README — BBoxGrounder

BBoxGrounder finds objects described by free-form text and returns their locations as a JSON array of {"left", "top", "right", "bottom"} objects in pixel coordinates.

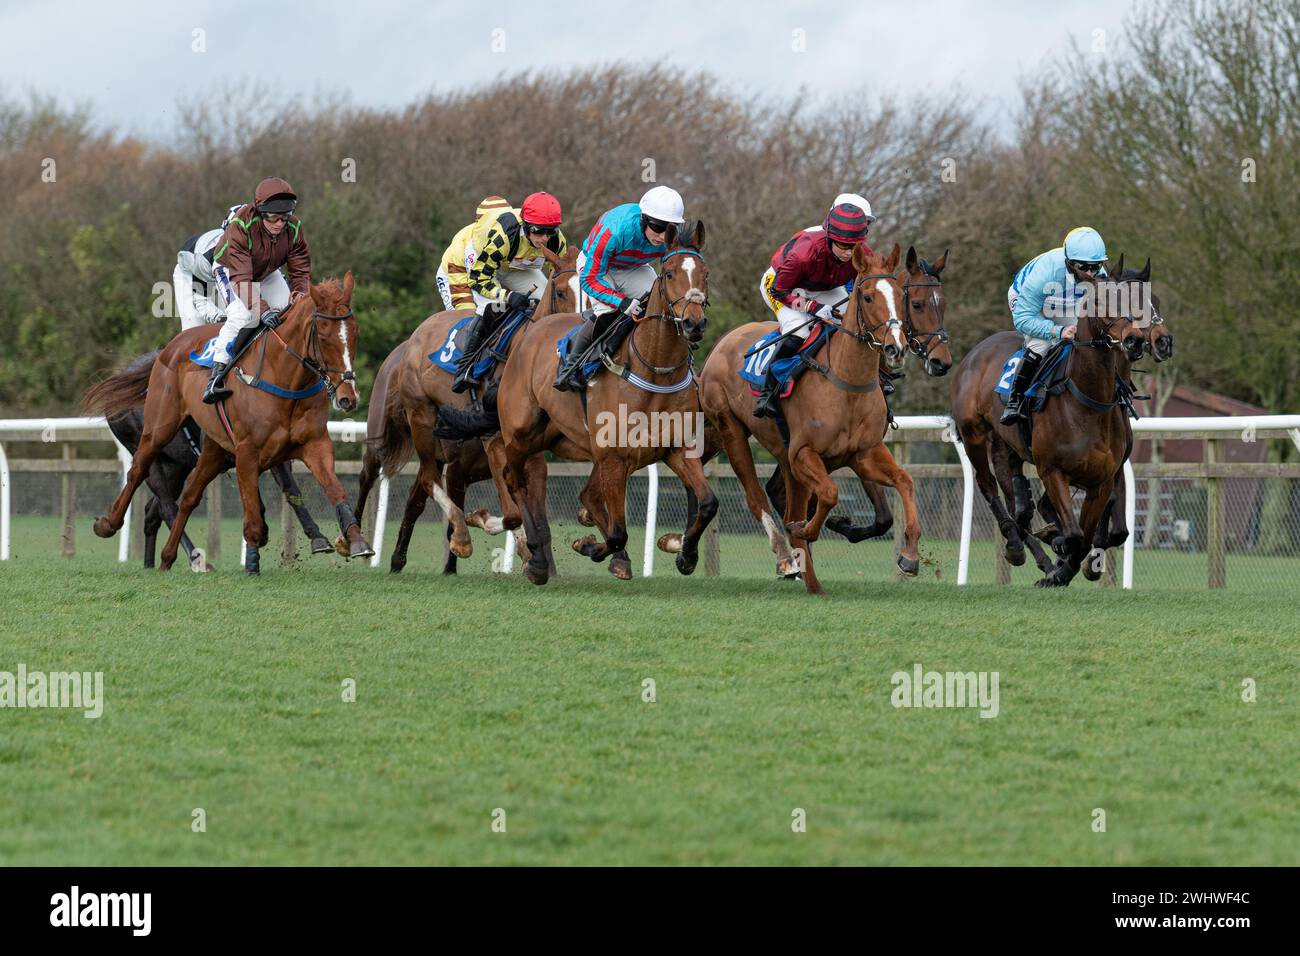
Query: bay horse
[
  {"left": 353, "top": 245, "right": 579, "bottom": 574},
  {"left": 697, "top": 242, "right": 920, "bottom": 596},
  {"left": 86, "top": 350, "right": 333, "bottom": 570},
  {"left": 441, "top": 221, "right": 716, "bottom": 585},
  {"left": 949, "top": 257, "right": 1149, "bottom": 587},
  {"left": 90, "top": 274, "right": 372, "bottom": 573},
  {"left": 757, "top": 246, "right": 952, "bottom": 544}
]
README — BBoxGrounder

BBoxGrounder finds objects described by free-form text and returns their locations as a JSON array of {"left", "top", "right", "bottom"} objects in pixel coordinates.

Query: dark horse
[
  {"left": 949, "top": 256, "right": 1149, "bottom": 587},
  {"left": 97, "top": 351, "right": 334, "bottom": 570}
]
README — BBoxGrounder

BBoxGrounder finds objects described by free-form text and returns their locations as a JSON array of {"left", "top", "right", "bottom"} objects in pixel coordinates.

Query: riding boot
[
  {"left": 878, "top": 367, "right": 903, "bottom": 395},
  {"left": 752, "top": 336, "right": 805, "bottom": 419},
  {"left": 451, "top": 314, "right": 494, "bottom": 393},
  {"left": 999, "top": 350, "right": 1044, "bottom": 425},
  {"left": 202, "top": 361, "right": 233, "bottom": 405},
  {"left": 553, "top": 319, "right": 596, "bottom": 392}
]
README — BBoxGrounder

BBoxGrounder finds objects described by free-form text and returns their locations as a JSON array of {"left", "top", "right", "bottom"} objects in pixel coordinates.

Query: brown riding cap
[{"left": 254, "top": 177, "right": 298, "bottom": 214}]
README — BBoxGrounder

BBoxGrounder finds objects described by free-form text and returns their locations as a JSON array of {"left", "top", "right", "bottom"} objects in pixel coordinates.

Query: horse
[
  {"left": 353, "top": 245, "right": 579, "bottom": 574},
  {"left": 439, "top": 221, "right": 716, "bottom": 585},
  {"left": 949, "top": 256, "right": 1150, "bottom": 587},
  {"left": 88, "top": 274, "right": 372, "bottom": 574},
  {"left": 697, "top": 242, "right": 920, "bottom": 596},
  {"left": 757, "top": 246, "right": 952, "bottom": 544},
  {"left": 88, "top": 350, "right": 334, "bottom": 570}
]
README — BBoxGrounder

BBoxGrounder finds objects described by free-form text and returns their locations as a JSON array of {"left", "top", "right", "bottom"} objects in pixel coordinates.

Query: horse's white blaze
[
  {"left": 338, "top": 320, "right": 354, "bottom": 373},
  {"left": 567, "top": 275, "right": 580, "bottom": 304},
  {"left": 875, "top": 278, "right": 904, "bottom": 350},
  {"left": 680, "top": 255, "right": 706, "bottom": 304}
]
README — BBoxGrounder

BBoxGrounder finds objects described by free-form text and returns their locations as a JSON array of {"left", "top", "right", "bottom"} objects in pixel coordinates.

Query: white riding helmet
[
  {"left": 639, "top": 185, "right": 685, "bottom": 224},
  {"left": 834, "top": 192, "right": 876, "bottom": 224}
]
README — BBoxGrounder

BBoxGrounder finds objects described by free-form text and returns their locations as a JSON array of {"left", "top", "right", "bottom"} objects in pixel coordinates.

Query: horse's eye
[{"left": 664, "top": 271, "right": 673, "bottom": 279}]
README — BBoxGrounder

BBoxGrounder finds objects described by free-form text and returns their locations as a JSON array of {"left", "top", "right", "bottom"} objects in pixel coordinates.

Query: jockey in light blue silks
[{"left": 1000, "top": 226, "right": 1109, "bottom": 424}]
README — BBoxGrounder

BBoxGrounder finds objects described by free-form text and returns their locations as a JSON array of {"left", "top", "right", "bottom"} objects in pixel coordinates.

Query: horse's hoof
[
  {"left": 1005, "top": 544, "right": 1026, "bottom": 567},
  {"left": 188, "top": 550, "right": 211, "bottom": 573},
  {"left": 776, "top": 557, "right": 800, "bottom": 579},
  {"left": 675, "top": 552, "right": 697, "bottom": 576},
  {"left": 390, "top": 561, "right": 405, "bottom": 575},
  {"left": 785, "top": 519, "right": 807, "bottom": 536},
  {"left": 349, "top": 540, "right": 375, "bottom": 560},
  {"left": 334, "top": 535, "right": 349, "bottom": 557},
  {"left": 310, "top": 537, "right": 333, "bottom": 555},
  {"left": 466, "top": 508, "right": 490, "bottom": 530},
  {"left": 525, "top": 563, "right": 549, "bottom": 586},
  {"left": 577, "top": 506, "right": 596, "bottom": 528},
  {"left": 657, "top": 533, "right": 683, "bottom": 554},
  {"left": 896, "top": 554, "right": 920, "bottom": 577},
  {"left": 610, "top": 557, "right": 633, "bottom": 580},
  {"left": 449, "top": 537, "right": 472, "bottom": 559},
  {"left": 572, "top": 534, "right": 598, "bottom": 555},
  {"left": 92, "top": 516, "right": 116, "bottom": 538},
  {"left": 1082, "top": 547, "right": 1105, "bottom": 581}
]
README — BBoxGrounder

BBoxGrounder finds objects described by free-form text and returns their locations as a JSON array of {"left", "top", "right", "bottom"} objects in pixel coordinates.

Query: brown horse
[
  {"left": 758, "top": 246, "right": 953, "bottom": 543},
  {"left": 447, "top": 221, "right": 716, "bottom": 585},
  {"left": 698, "top": 243, "right": 920, "bottom": 596},
  {"left": 354, "top": 246, "right": 579, "bottom": 574},
  {"left": 89, "top": 275, "right": 372, "bottom": 574},
  {"left": 949, "top": 257, "right": 1150, "bottom": 587}
]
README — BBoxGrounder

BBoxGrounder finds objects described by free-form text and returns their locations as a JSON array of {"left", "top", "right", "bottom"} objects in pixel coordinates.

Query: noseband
[
  {"left": 900, "top": 274, "right": 949, "bottom": 360},
  {"left": 836, "top": 271, "right": 903, "bottom": 351}
]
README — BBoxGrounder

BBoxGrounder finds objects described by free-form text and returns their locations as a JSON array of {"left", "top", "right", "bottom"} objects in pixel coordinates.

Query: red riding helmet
[
  {"left": 823, "top": 202, "right": 870, "bottom": 246},
  {"left": 521, "top": 191, "right": 563, "bottom": 228}
]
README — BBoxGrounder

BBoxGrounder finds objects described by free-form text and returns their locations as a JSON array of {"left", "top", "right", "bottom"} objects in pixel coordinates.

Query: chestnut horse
[
  {"left": 90, "top": 274, "right": 372, "bottom": 574},
  {"left": 354, "top": 246, "right": 579, "bottom": 573},
  {"left": 441, "top": 221, "right": 716, "bottom": 584},
  {"left": 698, "top": 243, "right": 920, "bottom": 596},
  {"left": 758, "top": 246, "right": 952, "bottom": 544},
  {"left": 949, "top": 257, "right": 1151, "bottom": 587}
]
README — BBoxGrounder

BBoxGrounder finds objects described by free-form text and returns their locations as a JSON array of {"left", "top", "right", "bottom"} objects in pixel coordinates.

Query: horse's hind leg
[
  {"left": 95, "top": 401, "right": 184, "bottom": 538},
  {"left": 270, "top": 460, "right": 331, "bottom": 554},
  {"left": 143, "top": 496, "right": 162, "bottom": 569},
  {"left": 159, "top": 441, "right": 227, "bottom": 571},
  {"left": 712, "top": 409, "right": 798, "bottom": 575},
  {"left": 441, "top": 459, "right": 467, "bottom": 575},
  {"left": 390, "top": 470, "right": 430, "bottom": 574},
  {"left": 784, "top": 477, "right": 823, "bottom": 595},
  {"left": 573, "top": 456, "right": 632, "bottom": 579}
]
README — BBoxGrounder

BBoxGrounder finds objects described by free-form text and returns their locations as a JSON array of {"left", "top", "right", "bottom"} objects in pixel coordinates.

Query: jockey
[
  {"left": 1000, "top": 226, "right": 1108, "bottom": 425},
  {"left": 751, "top": 199, "right": 874, "bottom": 418},
  {"left": 436, "top": 195, "right": 513, "bottom": 312},
  {"left": 171, "top": 203, "right": 254, "bottom": 330},
  {"left": 451, "top": 192, "right": 567, "bottom": 393},
  {"left": 202, "top": 177, "right": 311, "bottom": 404},
  {"left": 553, "top": 184, "right": 685, "bottom": 391}
]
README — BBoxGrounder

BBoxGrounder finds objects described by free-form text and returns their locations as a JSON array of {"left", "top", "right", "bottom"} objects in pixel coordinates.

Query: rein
[
  {"left": 246, "top": 306, "right": 357, "bottom": 401},
  {"left": 900, "top": 274, "right": 949, "bottom": 360},
  {"left": 611, "top": 248, "right": 707, "bottom": 386}
]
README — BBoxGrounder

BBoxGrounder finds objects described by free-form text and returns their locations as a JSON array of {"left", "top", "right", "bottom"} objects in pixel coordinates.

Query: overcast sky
[{"left": 2, "top": 0, "right": 1138, "bottom": 140}]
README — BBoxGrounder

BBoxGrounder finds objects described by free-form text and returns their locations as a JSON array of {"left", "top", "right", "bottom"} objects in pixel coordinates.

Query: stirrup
[
  {"left": 999, "top": 398, "right": 1025, "bottom": 425},
  {"left": 203, "top": 362, "right": 232, "bottom": 404}
]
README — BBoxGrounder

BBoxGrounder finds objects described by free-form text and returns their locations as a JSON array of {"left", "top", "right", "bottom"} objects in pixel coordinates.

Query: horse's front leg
[
  {"left": 850, "top": 442, "right": 921, "bottom": 576},
  {"left": 785, "top": 445, "right": 838, "bottom": 543},
  {"left": 298, "top": 436, "right": 374, "bottom": 561},
  {"left": 270, "top": 460, "right": 332, "bottom": 555},
  {"left": 1035, "top": 466, "right": 1089, "bottom": 588},
  {"left": 659, "top": 448, "right": 717, "bottom": 575}
]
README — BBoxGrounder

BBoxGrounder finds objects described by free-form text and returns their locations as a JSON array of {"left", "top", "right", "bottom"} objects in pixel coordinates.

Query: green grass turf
[{"left": 1, "top": 516, "right": 1298, "bottom": 865}]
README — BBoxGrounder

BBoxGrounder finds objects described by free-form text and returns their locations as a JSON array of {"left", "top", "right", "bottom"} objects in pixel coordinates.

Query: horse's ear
[
  {"left": 930, "top": 249, "right": 948, "bottom": 276},
  {"left": 309, "top": 281, "right": 325, "bottom": 306},
  {"left": 884, "top": 242, "right": 902, "bottom": 273},
  {"left": 905, "top": 245, "right": 919, "bottom": 274},
  {"left": 692, "top": 219, "right": 706, "bottom": 251},
  {"left": 343, "top": 270, "right": 355, "bottom": 301},
  {"left": 1113, "top": 253, "right": 1125, "bottom": 278},
  {"left": 539, "top": 244, "right": 562, "bottom": 271},
  {"left": 1138, "top": 258, "right": 1151, "bottom": 282},
  {"left": 852, "top": 241, "right": 871, "bottom": 273}
]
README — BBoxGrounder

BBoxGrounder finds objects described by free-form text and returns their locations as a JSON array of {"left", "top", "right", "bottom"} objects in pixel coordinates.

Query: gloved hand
[
  {"left": 807, "top": 302, "right": 837, "bottom": 321},
  {"left": 619, "top": 297, "right": 644, "bottom": 319},
  {"left": 506, "top": 291, "right": 533, "bottom": 313},
  {"left": 261, "top": 307, "right": 284, "bottom": 328},
  {"left": 289, "top": 290, "right": 308, "bottom": 305}
]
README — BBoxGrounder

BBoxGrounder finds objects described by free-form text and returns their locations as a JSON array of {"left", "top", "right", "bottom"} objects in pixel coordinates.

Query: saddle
[{"left": 188, "top": 318, "right": 272, "bottom": 369}]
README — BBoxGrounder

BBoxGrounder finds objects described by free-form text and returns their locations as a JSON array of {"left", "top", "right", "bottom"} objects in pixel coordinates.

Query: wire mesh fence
[{"left": 4, "top": 434, "right": 1298, "bottom": 591}]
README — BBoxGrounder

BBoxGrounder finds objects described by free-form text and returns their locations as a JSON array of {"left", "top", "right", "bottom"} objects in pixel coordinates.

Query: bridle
[
  {"left": 266, "top": 304, "right": 358, "bottom": 400},
  {"left": 625, "top": 248, "right": 708, "bottom": 377},
  {"left": 900, "top": 272, "right": 949, "bottom": 361},
  {"left": 835, "top": 271, "right": 904, "bottom": 350},
  {"left": 545, "top": 265, "right": 577, "bottom": 316}
]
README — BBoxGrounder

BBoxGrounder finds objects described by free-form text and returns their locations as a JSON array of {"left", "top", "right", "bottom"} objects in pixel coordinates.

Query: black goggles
[
  {"left": 1068, "top": 259, "right": 1104, "bottom": 274},
  {"left": 525, "top": 224, "right": 558, "bottom": 237},
  {"left": 643, "top": 216, "right": 671, "bottom": 234}
]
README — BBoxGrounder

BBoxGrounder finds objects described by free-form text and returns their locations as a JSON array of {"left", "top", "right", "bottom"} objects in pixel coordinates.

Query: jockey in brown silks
[{"left": 201, "top": 177, "right": 312, "bottom": 404}]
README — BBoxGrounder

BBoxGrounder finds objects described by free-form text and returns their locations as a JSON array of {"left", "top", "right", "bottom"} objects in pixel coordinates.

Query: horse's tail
[
  {"left": 432, "top": 399, "right": 500, "bottom": 441},
  {"left": 81, "top": 351, "right": 159, "bottom": 419}
]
